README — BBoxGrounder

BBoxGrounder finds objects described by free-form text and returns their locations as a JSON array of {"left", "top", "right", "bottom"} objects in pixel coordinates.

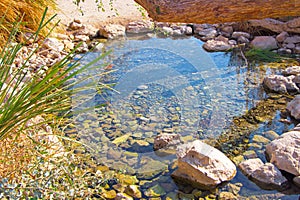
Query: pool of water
[{"left": 70, "top": 35, "right": 299, "bottom": 199}]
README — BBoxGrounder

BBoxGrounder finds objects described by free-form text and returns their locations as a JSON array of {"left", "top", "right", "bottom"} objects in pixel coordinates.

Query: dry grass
[{"left": 0, "top": 0, "right": 56, "bottom": 46}]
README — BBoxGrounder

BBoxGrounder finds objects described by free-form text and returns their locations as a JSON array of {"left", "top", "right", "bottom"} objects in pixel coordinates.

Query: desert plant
[
  {"left": 0, "top": 8, "right": 110, "bottom": 198},
  {"left": 0, "top": 0, "right": 56, "bottom": 48}
]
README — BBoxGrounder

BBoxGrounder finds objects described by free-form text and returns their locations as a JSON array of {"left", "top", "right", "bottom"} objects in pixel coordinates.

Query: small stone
[
  {"left": 218, "top": 192, "right": 237, "bottom": 200},
  {"left": 277, "top": 48, "right": 292, "bottom": 54},
  {"left": 124, "top": 185, "right": 142, "bottom": 198},
  {"left": 102, "top": 189, "right": 117, "bottom": 199},
  {"left": 243, "top": 150, "right": 257, "bottom": 159},
  {"left": 178, "top": 193, "right": 195, "bottom": 199},
  {"left": 293, "top": 176, "right": 300, "bottom": 188},
  {"left": 287, "top": 95, "right": 300, "bottom": 120},
  {"left": 166, "top": 192, "right": 179, "bottom": 200},
  {"left": 98, "top": 24, "right": 126, "bottom": 39},
  {"left": 252, "top": 135, "right": 270, "bottom": 144},
  {"left": 153, "top": 133, "right": 182, "bottom": 150},
  {"left": 276, "top": 31, "right": 289, "bottom": 43},
  {"left": 232, "top": 31, "right": 250, "bottom": 39},
  {"left": 112, "top": 134, "right": 131, "bottom": 145},
  {"left": 237, "top": 36, "right": 249, "bottom": 43},
  {"left": 137, "top": 84, "right": 148, "bottom": 90},
  {"left": 203, "top": 39, "right": 232, "bottom": 52},
  {"left": 282, "top": 66, "right": 300, "bottom": 76},
  {"left": 144, "top": 184, "right": 166, "bottom": 197},
  {"left": 115, "top": 192, "right": 134, "bottom": 200},
  {"left": 107, "top": 149, "right": 122, "bottom": 159},
  {"left": 262, "top": 130, "right": 279, "bottom": 140},
  {"left": 69, "top": 21, "right": 83, "bottom": 30},
  {"left": 232, "top": 155, "right": 244, "bottom": 165}
]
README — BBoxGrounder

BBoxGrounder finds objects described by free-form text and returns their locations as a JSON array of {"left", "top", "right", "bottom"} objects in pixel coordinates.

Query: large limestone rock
[
  {"left": 250, "top": 36, "right": 278, "bottom": 50},
  {"left": 287, "top": 95, "right": 300, "bottom": 120},
  {"left": 98, "top": 24, "right": 126, "bottom": 39},
  {"left": 172, "top": 140, "right": 236, "bottom": 189},
  {"left": 263, "top": 75, "right": 299, "bottom": 93},
  {"left": 239, "top": 158, "right": 289, "bottom": 190},
  {"left": 266, "top": 131, "right": 300, "bottom": 176}
]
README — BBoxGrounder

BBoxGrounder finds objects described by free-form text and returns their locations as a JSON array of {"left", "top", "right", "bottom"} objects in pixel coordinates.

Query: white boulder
[
  {"left": 172, "top": 140, "right": 236, "bottom": 189},
  {"left": 266, "top": 131, "right": 300, "bottom": 176}
]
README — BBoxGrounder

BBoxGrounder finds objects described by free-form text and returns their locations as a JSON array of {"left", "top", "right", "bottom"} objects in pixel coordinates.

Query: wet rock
[
  {"left": 284, "top": 36, "right": 300, "bottom": 44},
  {"left": 263, "top": 75, "right": 299, "bottom": 93},
  {"left": 266, "top": 131, "right": 300, "bottom": 176},
  {"left": 115, "top": 192, "right": 134, "bottom": 200},
  {"left": 251, "top": 36, "right": 278, "bottom": 50},
  {"left": 112, "top": 134, "right": 131, "bottom": 145},
  {"left": 277, "top": 48, "right": 292, "bottom": 54},
  {"left": 137, "top": 157, "right": 168, "bottom": 179},
  {"left": 232, "top": 31, "right": 250, "bottom": 39},
  {"left": 172, "top": 140, "right": 236, "bottom": 189},
  {"left": 239, "top": 158, "right": 289, "bottom": 190},
  {"left": 282, "top": 66, "right": 300, "bottom": 76},
  {"left": 294, "top": 46, "right": 300, "bottom": 54},
  {"left": 262, "top": 130, "right": 279, "bottom": 140},
  {"left": 144, "top": 184, "right": 166, "bottom": 197},
  {"left": 98, "top": 24, "right": 126, "bottom": 39},
  {"left": 276, "top": 31, "right": 289, "bottom": 43},
  {"left": 293, "top": 176, "right": 300, "bottom": 188},
  {"left": 198, "top": 27, "right": 218, "bottom": 40},
  {"left": 237, "top": 36, "right": 249, "bottom": 44},
  {"left": 218, "top": 192, "right": 238, "bottom": 200},
  {"left": 43, "top": 38, "right": 64, "bottom": 52},
  {"left": 126, "top": 20, "right": 154, "bottom": 34},
  {"left": 203, "top": 39, "right": 232, "bottom": 52},
  {"left": 124, "top": 185, "right": 142, "bottom": 198},
  {"left": 102, "top": 189, "right": 117, "bottom": 199},
  {"left": 252, "top": 135, "right": 270, "bottom": 144},
  {"left": 239, "top": 158, "right": 264, "bottom": 176},
  {"left": 220, "top": 25, "right": 233, "bottom": 38},
  {"left": 243, "top": 150, "right": 257, "bottom": 159},
  {"left": 153, "top": 133, "right": 182, "bottom": 150},
  {"left": 287, "top": 95, "right": 300, "bottom": 120}
]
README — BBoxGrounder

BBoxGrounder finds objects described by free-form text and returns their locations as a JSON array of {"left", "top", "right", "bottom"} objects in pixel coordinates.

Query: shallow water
[{"left": 71, "top": 35, "right": 300, "bottom": 199}]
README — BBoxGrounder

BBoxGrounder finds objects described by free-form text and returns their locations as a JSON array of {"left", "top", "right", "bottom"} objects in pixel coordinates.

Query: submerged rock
[
  {"left": 172, "top": 140, "right": 236, "bottom": 189},
  {"left": 263, "top": 75, "right": 299, "bottom": 93},
  {"left": 266, "top": 131, "right": 300, "bottom": 176},
  {"left": 153, "top": 133, "right": 182, "bottom": 150},
  {"left": 287, "top": 95, "right": 300, "bottom": 120},
  {"left": 239, "top": 158, "right": 289, "bottom": 190},
  {"left": 251, "top": 36, "right": 278, "bottom": 50},
  {"left": 144, "top": 184, "right": 166, "bottom": 197}
]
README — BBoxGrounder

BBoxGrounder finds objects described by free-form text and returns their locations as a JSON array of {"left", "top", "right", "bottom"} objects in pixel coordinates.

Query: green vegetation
[
  {"left": 0, "top": 6, "right": 112, "bottom": 198},
  {"left": 245, "top": 48, "right": 284, "bottom": 62}
]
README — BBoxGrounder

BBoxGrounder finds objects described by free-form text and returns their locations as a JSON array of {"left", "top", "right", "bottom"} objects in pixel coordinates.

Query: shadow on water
[{"left": 71, "top": 35, "right": 300, "bottom": 199}]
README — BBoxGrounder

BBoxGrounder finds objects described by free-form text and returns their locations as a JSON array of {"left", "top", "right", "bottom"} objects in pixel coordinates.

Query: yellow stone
[{"left": 112, "top": 134, "right": 131, "bottom": 145}]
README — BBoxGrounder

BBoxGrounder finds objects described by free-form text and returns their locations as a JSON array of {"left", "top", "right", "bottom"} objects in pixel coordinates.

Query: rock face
[
  {"left": 172, "top": 140, "right": 236, "bottom": 189},
  {"left": 263, "top": 75, "right": 299, "bottom": 93},
  {"left": 98, "top": 24, "right": 126, "bottom": 39},
  {"left": 266, "top": 131, "right": 300, "bottom": 176},
  {"left": 239, "top": 158, "right": 289, "bottom": 190},
  {"left": 250, "top": 36, "right": 278, "bottom": 50},
  {"left": 153, "top": 133, "right": 182, "bottom": 150},
  {"left": 287, "top": 95, "right": 300, "bottom": 120}
]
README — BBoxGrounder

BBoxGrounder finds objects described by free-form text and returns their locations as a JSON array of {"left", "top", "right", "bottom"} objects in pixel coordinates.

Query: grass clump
[
  {"left": 245, "top": 48, "right": 284, "bottom": 62},
  {"left": 0, "top": 8, "right": 111, "bottom": 198}
]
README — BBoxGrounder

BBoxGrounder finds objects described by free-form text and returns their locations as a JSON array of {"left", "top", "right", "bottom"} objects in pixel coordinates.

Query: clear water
[{"left": 70, "top": 35, "right": 300, "bottom": 199}]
